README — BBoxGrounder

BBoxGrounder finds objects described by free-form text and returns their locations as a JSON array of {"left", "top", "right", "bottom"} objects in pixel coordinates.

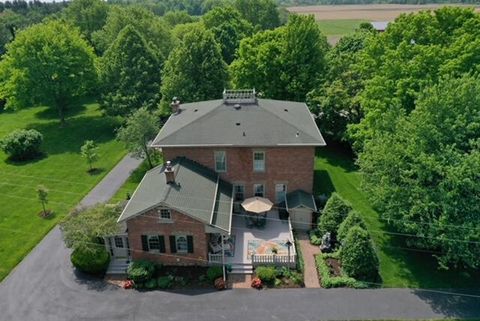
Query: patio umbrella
[{"left": 241, "top": 197, "right": 273, "bottom": 213}]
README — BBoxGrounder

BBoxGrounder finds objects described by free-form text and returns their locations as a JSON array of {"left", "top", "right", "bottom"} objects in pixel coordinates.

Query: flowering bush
[
  {"left": 251, "top": 277, "right": 262, "bottom": 289},
  {"left": 214, "top": 277, "right": 226, "bottom": 290},
  {"left": 123, "top": 280, "right": 134, "bottom": 289}
]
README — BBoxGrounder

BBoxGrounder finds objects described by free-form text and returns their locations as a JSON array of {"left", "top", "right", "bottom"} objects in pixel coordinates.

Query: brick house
[{"left": 106, "top": 90, "right": 325, "bottom": 273}]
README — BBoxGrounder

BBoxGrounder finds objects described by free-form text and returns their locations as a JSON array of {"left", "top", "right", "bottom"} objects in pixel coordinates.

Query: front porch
[{"left": 208, "top": 210, "right": 296, "bottom": 272}]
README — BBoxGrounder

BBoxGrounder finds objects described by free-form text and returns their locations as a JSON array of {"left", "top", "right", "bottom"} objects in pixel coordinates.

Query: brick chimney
[
  {"left": 171, "top": 97, "right": 181, "bottom": 114},
  {"left": 164, "top": 161, "right": 175, "bottom": 184}
]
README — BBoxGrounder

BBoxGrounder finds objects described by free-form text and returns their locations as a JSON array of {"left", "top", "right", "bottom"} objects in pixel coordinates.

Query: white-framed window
[
  {"left": 253, "top": 151, "right": 265, "bottom": 172},
  {"left": 158, "top": 208, "right": 171, "bottom": 220},
  {"left": 176, "top": 235, "right": 188, "bottom": 253},
  {"left": 148, "top": 235, "right": 160, "bottom": 250},
  {"left": 214, "top": 151, "right": 226, "bottom": 172},
  {"left": 233, "top": 184, "right": 245, "bottom": 202},
  {"left": 114, "top": 236, "right": 124, "bottom": 248},
  {"left": 254, "top": 184, "right": 264, "bottom": 197}
]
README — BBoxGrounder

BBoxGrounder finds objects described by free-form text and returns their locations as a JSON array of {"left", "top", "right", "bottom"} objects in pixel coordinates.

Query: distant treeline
[
  {"left": 278, "top": 0, "right": 480, "bottom": 4},
  {"left": 0, "top": 0, "right": 68, "bottom": 14}
]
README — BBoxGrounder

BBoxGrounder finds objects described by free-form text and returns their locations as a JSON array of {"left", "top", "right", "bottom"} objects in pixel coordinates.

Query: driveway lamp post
[{"left": 286, "top": 240, "right": 293, "bottom": 271}]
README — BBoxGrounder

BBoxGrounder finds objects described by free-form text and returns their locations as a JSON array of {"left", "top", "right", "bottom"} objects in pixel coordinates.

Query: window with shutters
[
  {"left": 142, "top": 235, "right": 165, "bottom": 253},
  {"left": 176, "top": 235, "right": 188, "bottom": 253},
  {"left": 148, "top": 236, "right": 160, "bottom": 250}
]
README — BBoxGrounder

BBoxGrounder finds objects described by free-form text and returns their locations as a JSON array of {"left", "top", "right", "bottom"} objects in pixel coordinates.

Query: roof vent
[
  {"left": 284, "top": 109, "right": 289, "bottom": 112},
  {"left": 223, "top": 89, "right": 257, "bottom": 104},
  {"left": 194, "top": 109, "right": 198, "bottom": 112},
  {"left": 234, "top": 104, "right": 241, "bottom": 110},
  {"left": 164, "top": 161, "right": 175, "bottom": 184},
  {"left": 236, "top": 122, "right": 241, "bottom": 126}
]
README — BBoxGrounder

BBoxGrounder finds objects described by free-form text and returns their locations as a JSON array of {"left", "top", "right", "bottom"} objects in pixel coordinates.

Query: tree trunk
[
  {"left": 144, "top": 144, "right": 153, "bottom": 169},
  {"left": 41, "top": 201, "right": 46, "bottom": 216}
]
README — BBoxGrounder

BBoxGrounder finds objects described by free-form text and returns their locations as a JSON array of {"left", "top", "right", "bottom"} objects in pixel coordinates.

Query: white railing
[
  {"left": 251, "top": 254, "right": 296, "bottom": 268},
  {"left": 208, "top": 253, "right": 223, "bottom": 265}
]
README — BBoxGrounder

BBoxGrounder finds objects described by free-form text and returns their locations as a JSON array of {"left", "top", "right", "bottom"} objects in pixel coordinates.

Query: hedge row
[{"left": 315, "top": 252, "right": 367, "bottom": 289}]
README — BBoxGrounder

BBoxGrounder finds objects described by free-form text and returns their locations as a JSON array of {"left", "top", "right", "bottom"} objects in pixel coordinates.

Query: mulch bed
[
  {"left": 155, "top": 266, "right": 212, "bottom": 289},
  {"left": 326, "top": 258, "right": 342, "bottom": 277}
]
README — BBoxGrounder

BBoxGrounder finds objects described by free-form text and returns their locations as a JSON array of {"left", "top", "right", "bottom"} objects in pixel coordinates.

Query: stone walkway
[
  {"left": 228, "top": 274, "right": 252, "bottom": 289},
  {"left": 297, "top": 232, "right": 321, "bottom": 288}
]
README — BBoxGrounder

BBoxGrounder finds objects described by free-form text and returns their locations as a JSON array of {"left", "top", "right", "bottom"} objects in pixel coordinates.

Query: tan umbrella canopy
[{"left": 241, "top": 197, "right": 273, "bottom": 213}]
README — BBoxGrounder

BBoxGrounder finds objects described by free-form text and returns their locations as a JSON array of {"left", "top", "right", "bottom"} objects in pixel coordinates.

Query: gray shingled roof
[
  {"left": 151, "top": 99, "right": 326, "bottom": 147},
  {"left": 117, "top": 157, "right": 233, "bottom": 232},
  {"left": 285, "top": 189, "right": 317, "bottom": 212}
]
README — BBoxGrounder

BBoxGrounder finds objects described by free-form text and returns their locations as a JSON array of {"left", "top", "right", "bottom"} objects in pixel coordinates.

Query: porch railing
[
  {"left": 208, "top": 253, "right": 223, "bottom": 265},
  {"left": 251, "top": 254, "right": 296, "bottom": 268}
]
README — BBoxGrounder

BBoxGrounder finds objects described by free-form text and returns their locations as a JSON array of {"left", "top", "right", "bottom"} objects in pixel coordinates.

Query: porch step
[
  {"left": 106, "top": 260, "right": 129, "bottom": 275},
  {"left": 229, "top": 263, "right": 253, "bottom": 275}
]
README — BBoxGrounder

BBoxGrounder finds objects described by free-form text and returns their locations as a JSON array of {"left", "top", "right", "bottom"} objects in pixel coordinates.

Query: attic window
[{"left": 284, "top": 109, "right": 289, "bottom": 112}]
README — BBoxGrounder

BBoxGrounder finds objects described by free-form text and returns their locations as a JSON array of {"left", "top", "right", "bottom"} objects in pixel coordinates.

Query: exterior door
[
  {"left": 275, "top": 184, "right": 287, "bottom": 204},
  {"left": 233, "top": 184, "right": 245, "bottom": 213},
  {"left": 291, "top": 209, "right": 312, "bottom": 230},
  {"left": 111, "top": 236, "right": 129, "bottom": 259}
]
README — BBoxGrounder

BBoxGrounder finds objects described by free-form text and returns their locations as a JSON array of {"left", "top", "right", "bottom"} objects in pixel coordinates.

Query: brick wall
[
  {"left": 127, "top": 207, "right": 209, "bottom": 266},
  {"left": 162, "top": 146, "right": 315, "bottom": 201}
]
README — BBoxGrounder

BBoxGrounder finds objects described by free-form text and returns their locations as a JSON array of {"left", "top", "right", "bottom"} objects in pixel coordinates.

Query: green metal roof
[
  {"left": 151, "top": 99, "right": 326, "bottom": 147},
  {"left": 117, "top": 157, "right": 233, "bottom": 232},
  {"left": 285, "top": 189, "right": 317, "bottom": 212}
]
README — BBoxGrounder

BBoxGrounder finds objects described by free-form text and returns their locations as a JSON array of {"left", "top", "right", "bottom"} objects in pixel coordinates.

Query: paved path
[
  {"left": 1, "top": 155, "right": 480, "bottom": 320},
  {"left": 298, "top": 232, "right": 321, "bottom": 288}
]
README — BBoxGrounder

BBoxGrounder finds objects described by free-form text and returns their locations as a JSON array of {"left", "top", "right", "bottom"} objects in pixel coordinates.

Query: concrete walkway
[{"left": 297, "top": 232, "right": 321, "bottom": 288}]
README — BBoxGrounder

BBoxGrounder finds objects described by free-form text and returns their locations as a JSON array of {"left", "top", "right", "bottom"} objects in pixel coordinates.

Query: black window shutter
[
  {"left": 187, "top": 235, "right": 194, "bottom": 253},
  {"left": 169, "top": 235, "right": 177, "bottom": 253},
  {"left": 158, "top": 235, "right": 165, "bottom": 253},
  {"left": 141, "top": 235, "right": 149, "bottom": 252}
]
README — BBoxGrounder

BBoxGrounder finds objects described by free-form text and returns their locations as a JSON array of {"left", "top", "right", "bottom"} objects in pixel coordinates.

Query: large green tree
[
  {"left": 159, "top": 27, "right": 228, "bottom": 115},
  {"left": 62, "top": 0, "right": 109, "bottom": 44},
  {"left": 234, "top": 0, "right": 280, "bottom": 31},
  {"left": 202, "top": 6, "right": 253, "bottom": 64},
  {"left": 98, "top": 25, "right": 162, "bottom": 117},
  {"left": 231, "top": 14, "right": 328, "bottom": 101},
  {"left": 358, "top": 75, "right": 480, "bottom": 269},
  {"left": 92, "top": 5, "right": 173, "bottom": 58},
  {"left": 0, "top": 20, "right": 97, "bottom": 125}
]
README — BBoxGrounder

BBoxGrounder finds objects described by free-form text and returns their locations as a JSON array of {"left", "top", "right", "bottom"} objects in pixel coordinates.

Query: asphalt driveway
[{"left": 1, "top": 154, "right": 480, "bottom": 321}]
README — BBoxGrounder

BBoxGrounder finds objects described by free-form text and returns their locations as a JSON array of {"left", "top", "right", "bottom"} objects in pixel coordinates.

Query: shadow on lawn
[
  {"left": 315, "top": 143, "right": 358, "bottom": 173},
  {"left": 33, "top": 97, "right": 90, "bottom": 120},
  {"left": 313, "top": 169, "right": 335, "bottom": 196}
]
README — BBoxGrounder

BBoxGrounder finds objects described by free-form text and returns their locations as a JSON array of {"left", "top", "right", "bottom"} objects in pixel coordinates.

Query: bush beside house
[{"left": 71, "top": 247, "right": 110, "bottom": 274}]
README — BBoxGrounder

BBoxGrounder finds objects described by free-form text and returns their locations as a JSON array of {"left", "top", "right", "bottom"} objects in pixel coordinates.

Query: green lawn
[
  {"left": 317, "top": 19, "right": 367, "bottom": 36},
  {"left": 314, "top": 146, "right": 480, "bottom": 288},
  {"left": 0, "top": 99, "right": 126, "bottom": 281}
]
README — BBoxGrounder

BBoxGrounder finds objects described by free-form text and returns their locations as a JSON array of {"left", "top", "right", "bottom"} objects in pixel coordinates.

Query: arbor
[
  {"left": 62, "top": 0, "right": 109, "bottom": 44},
  {"left": 80, "top": 140, "right": 99, "bottom": 172},
  {"left": 0, "top": 20, "right": 97, "bottom": 125},
  {"left": 159, "top": 28, "right": 228, "bottom": 114},
  {"left": 317, "top": 193, "right": 352, "bottom": 237},
  {"left": 340, "top": 226, "right": 379, "bottom": 281},
  {"left": 98, "top": 25, "right": 162, "bottom": 117},
  {"left": 234, "top": 0, "right": 280, "bottom": 31},
  {"left": 116, "top": 108, "right": 159, "bottom": 169},
  {"left": 231, "top": 14, "right": 328, "bottom": 101},
  {"left": 92, "top": 6, "right": 173, "bottom": 59},
  {"left": 202, "top": 6, "right": 253, "bottom": 64},
  {"left": 358, "top": 75, "right": 480, "bottom": 269}
]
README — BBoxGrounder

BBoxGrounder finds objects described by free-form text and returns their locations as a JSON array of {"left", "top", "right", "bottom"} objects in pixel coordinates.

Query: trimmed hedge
[
  {"left": 315, "top": 252, "right": 366, "bottom": 288},
  {"left": 127, "top": 260, "right": 155, "bottom": 283},
  {"left": 317, "top": 193, "right": 352, "bottom": 237},
  {"left": 255, "top": 266, "right": 276, "bottom": 284},
  {"left": 157, "top": 275, "right": 174, "bottom": 289},
  {"left": 337, "top": 210, "right": 367, "bottom": 243},
  {"left": 206, "top": 266, "right": 223, "bottom": 282},
  {"left": 71, "top": 247, "right": 110, "bottom": 274},
  {"left": 309, "top": 230, "right": 322, "bottom": 246},
  {"left": 340, "top": 226, "right": 379, "bottom": 282},
  {"left": 0, "top": 129, "right": 43, "bottom": 161}
]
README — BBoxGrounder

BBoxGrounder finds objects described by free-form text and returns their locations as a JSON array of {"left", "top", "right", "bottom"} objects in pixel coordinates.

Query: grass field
[
  {"left": 316, "top": 19, "right": 366, "bottom": 36},
  {"left": 0, "top": 100, "right": 126, "bottom": 281},
  {"left": 314, "top": 145, "right": 480, "bottom": 288}
]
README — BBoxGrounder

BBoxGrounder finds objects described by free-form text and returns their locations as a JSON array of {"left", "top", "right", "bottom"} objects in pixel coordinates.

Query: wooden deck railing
[
  {"left": 251, "top": 254, "right": 296, "bottom": 268},
  {"left": 208, "top": 253, "right": 223, "bottom": 265}
]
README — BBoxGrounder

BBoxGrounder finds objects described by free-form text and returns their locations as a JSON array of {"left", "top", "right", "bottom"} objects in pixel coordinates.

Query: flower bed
[{"left": 315, "top": 252, "right": 367, "bottom": 288}]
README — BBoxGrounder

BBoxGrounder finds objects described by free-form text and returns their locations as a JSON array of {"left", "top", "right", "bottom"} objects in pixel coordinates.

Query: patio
[{"left": 220, "top": 210, "right": 296, "bottom": 267}]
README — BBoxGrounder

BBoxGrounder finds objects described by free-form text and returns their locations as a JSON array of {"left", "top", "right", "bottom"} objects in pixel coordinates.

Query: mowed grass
[
  {"left": 317, "top": 19, "right": 367, "bottom": 36},
  {"left": 0, "top": 99, "right": 126, "bottom": 281},
  {"left": 314, "top": 145, "right": 480, "bottom": 288}
]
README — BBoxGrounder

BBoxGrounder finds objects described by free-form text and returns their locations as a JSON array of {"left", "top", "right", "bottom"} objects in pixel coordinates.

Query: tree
[
  {"left": 80, "top": 140, "right": 99, "bottom": 172},
  {"left": 358, "top": 75, "right": 480, "bottom": 269},
  {"left": 202, "top": 6, "right": 253, "bottom": 64},
  {"left": 340, "top": 226, "right": 379, "bottom": 281},
  {"left": 36, "top": 185, "right": 49, "bottom": 217},
  {"left": 234, "top": 0, "right": 280, "bottom": 31},
  {"left": 0, "top": 129, "right": 43, "bottom": 161},
  {"left": 0, "top": 20, "right": 97, "bottom": 125},
  {"left": 231, "top": 14, "right": 329, "bottom": 101},
  {"left": 317, "top": 192, "right": 352, "bottom": 237},
  {"left": 61, "top": 203, "right": 121, "bottom": 252},
  {"left": 162, "top": 10, "right": 196, "bottom": 27},
  {"left": 62, "top": 0, "right": 109, "bottom": 44},
  {"left": 116, "top": 107, "right": 159, "bottom": 169},
  {"left": 159, "top": 28, "right": 228, "bottom": 115},
  {"left": 92, "top": 6, "right": 173, "bottom": 58},
  {"left": 98, "top": 25, "right": 162, "bottom": 117},
  {"left": 337, "top": 210, "right": 367, "bottom": 243}
]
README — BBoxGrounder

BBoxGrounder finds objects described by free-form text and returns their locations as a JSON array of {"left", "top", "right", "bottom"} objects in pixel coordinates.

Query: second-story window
[
  {"left": 253, "top": 151, "right": 265, "bottom": 172},
  {"left": 214, "top": 151, "right": 226, "bottom": 172}
]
